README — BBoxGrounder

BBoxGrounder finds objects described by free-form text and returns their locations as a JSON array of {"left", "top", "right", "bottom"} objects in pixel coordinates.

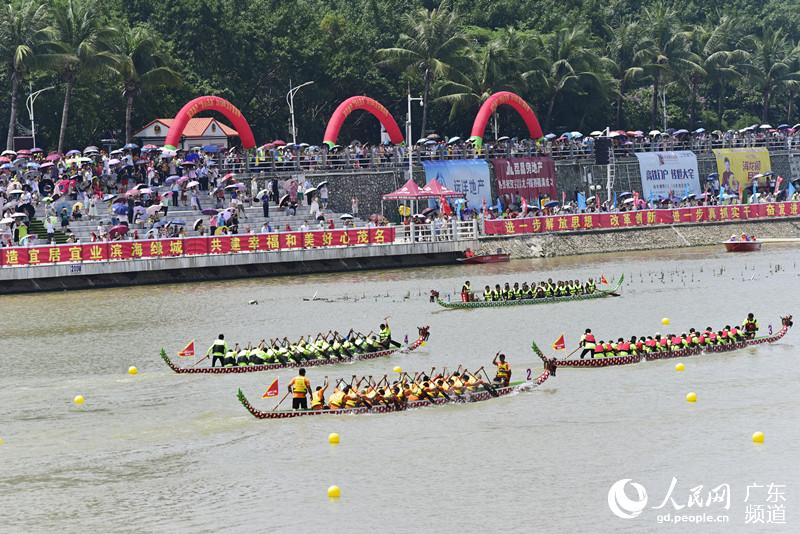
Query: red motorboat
[
  {"left": 724, "top": 240, "right": 761, "bottom": 252},
  {"left": 458, "top": 248, "right": 510, "bottom": 264},
  {"left": 724, "top": 234, "right": 761, "bottom": 252}
]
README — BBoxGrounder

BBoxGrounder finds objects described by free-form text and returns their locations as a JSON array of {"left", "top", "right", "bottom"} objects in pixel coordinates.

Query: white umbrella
[
  {"left": 108, "top": 158, "right": 121, "bottom": 165},
  {"left": 256, "top": 189, "right": 269, "bottom": 198},
  {"left": 339, "top": 213, "right": 354, "bottom": 220},
  {"left": 759, "top": 124, "right": 773, "bottom": 130},
  {"left": 623, "top": 197, "right": 635, "bottom": 205},
  {"left": 146, "top": 205, "right": 161, "bottom": 215},
  {"left": 0, "top": 217, "right": 14, "bottom": 224},
  {"left": 648, "top": 129, "right": 661, "bottom": 136},
  {"left": 186, "top": 180, "right": 199, "bottom": 188},
  {"left": 589, "top": 131, "right": 602, "bottom": 137},
  {"left": 11, "top": 212, "right": 27, "bottom": 218}
]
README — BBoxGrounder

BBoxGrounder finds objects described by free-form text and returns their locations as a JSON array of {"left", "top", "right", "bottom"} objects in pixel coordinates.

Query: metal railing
[
  {"left": 394, "top": 219, "right": 479, "bottom": 243},
  {"left": 219, "top": 134, "right": 800, "bottom": 175}
]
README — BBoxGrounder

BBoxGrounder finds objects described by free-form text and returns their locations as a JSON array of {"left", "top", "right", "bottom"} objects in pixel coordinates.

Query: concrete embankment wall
[
  {"left": 478, "top": 218, "right": 800, "bottom": 259},
  {"left": 0, "top": 240, "right": 474, "bottom": 294}
]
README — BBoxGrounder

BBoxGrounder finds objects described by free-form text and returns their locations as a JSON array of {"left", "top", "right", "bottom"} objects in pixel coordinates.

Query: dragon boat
[
  {"left": 161, "top": 326, "right": 430, "bottom": 374},
  {"left": 435, "top": 275, "right": 624, "bottom": 310},
  {"left": 532, "top": 316, "right": 792, "bottom": 369},
  {"left": 237, "top": 364, "right": 555, "bottom": 419}
]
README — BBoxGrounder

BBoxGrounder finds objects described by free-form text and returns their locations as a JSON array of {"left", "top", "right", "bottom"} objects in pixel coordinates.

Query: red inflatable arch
[
  {"left": 164, "top": 96, "right": 257, "bottom": 150},
  {"left": 469, "top": 91, "right": 543, "bottom": 147},
  {"left": 323, "top": 96, "right": 404, "bottom": 147}
]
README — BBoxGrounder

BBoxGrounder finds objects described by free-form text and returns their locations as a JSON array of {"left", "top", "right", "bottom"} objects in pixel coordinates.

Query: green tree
[
  {"left": 434, "top": 28, "right": 525, "bottom": 132},
  {"left": 522, "top": 26, "right": 611, "bottom": 130},
  {"left": 0, "top": 0, "right": 51, "bottom": 150},
  {"left": 607, "top": 20, "right": 644, "bottom": 128},
  {"left": 105, "top": 24, "right": 181, "bottom": 143},
  {"left": 376, "top": 0, "right": 468, "bottom": 137},
  {"left": 635, "top": 1, "right": 702, "bottom": 128},
  {"left": 740, "top": 28, "right": 800, "bottom": 122},
  {"left": 51, "top": 0, "right": 117, "bottom": 152}
]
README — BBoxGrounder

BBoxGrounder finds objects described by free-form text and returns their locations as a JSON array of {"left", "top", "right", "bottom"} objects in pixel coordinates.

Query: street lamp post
[
  {"left": 406, "top": 92, "right": 423, "bottom": 180},
  {"left": 26, "top": 83, "right": 54, "bottom": 148},
  {"left": 286, "top": 80, "right": 314, "bottom": 145}
]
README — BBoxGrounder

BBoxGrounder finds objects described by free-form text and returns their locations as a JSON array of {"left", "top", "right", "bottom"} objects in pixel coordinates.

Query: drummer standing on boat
[
  {"left": 379, "top": 317, "right": 402, "bottom": 348},
  {"left": 288, "top": 369, "right": 311, "bottom": 410}
]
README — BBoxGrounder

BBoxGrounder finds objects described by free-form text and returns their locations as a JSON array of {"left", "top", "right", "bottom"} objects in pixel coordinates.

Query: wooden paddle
[
  {"left": 272, "top": 390, "right": 291, "bottom": 411},
  {"left": 468, "top": 367, "right": 498, "bottom": 397},
  {"left": 190, "top": 354, "right": 209, "bottom": 368}
]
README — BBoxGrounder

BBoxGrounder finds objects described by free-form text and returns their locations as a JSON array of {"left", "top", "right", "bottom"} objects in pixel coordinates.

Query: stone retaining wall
[{"left": 478, "top": 218, "right": 800, "bottom": 259}]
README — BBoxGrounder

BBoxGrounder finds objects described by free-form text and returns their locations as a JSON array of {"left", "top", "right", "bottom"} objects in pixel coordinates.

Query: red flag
[
  {"left": 262, "top": 378, "right": 279, "bottom": 398},
  {"left": 178, "top": 340, "right": 195, "bottom": 357},
  {"left": 552, "top": 334, "right": 566, "bottom": 351},
  {"left": 600, "top": 274, "right": 608, "bottom": 285}
]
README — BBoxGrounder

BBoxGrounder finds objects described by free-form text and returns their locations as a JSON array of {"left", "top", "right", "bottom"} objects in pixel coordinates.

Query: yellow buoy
[
  {"left": 675, "top": 362, "right": 685, "bottom": 372},
  {"left": 421, "top": 341, "right": 427, "bottom": 346},
  {"left": 327, "top": 485, "right": 341, "bottom": 499},
  {"left": 392, "top": 366, "right": 402, "bottom": 373},
  {"left": 661, "top": 317, "right": 671, "bottom": 326},
  {"left": 73, "top": 395, "right": 85, "bottom": 405},
  {"left": 328, "top": 432, "right": 340, "bottom": 445},
  {"left": 686, "top": 392, "right": 697, "bottom": 403},
  {"left": 128, "top": 366, "right": 138, "bottom": 375},
  {"left": 752, "top": 431, "right": 765, "bottom": 444}
]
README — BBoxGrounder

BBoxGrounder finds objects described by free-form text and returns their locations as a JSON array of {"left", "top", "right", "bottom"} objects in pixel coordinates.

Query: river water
[{"left": 1, "top": 245, "right": 798, "bottom": 533}]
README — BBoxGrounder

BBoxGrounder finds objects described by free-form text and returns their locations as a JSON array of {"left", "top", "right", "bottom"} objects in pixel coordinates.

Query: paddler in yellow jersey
[
  {"left": 288, "top": 368, "right": 311, "bottom": 410},
  {"left": 310, "top": 377, "right": 329, "bottom": 410},
  {"left": 492, "top": 352, "right": 511, "bottom": 386}
]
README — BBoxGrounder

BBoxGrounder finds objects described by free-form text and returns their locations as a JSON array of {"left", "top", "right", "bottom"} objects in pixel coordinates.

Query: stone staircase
[{"left": 36, "top": 200, "right": 363, "bottom": 243}]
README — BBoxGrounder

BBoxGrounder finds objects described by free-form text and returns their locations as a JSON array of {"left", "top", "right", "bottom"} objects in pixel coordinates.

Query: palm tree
[
  {"left": 685, "top": 17, "right": 747, "bottom": 127},
  {"left": 106, "top": 24, "right": 181, "bottom": 143},
  {"left": 51, "top": 0, "right": 117, "bottom": 152},
  {"left": 0, "top": 0, "right": 51, "bottom": 150},
  {"left": 739, "top": 28, "right": 800, "bottom": 122},
  {"left": 606, "top": 20, "right": 644, "bottom": 128},
  {"left": 522, "top": 26, "right": 610, "bottom": 130},
  {"left": 376, "top": 0, "right": 468, "bottom": 137},
  {"left": 635, "top": 1, "right": 702, "bottom": 128},
  {"left": 434, "top": 29, "right": 524, "bottom": 131}
]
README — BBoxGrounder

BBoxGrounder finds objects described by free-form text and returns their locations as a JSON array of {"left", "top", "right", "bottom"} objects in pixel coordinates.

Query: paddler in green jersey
[
  {"left": 224, "top": 343, "right": 239, "bottom": 367},
  {"left": 250, "top": 340, "right": 269, "bottom": 365},
  {"left": 236, "top": 344, "right": 251, "bottom": 366}
]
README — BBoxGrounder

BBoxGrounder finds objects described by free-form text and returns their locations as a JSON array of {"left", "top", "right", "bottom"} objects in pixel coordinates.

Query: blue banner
[{"left": 422, "top": 160, "right": 491, "bottom": 210}]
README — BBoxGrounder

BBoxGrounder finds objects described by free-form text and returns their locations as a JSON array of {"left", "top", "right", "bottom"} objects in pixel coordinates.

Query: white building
[{"left": 134, "top": 118, "right": 240, "bottom": 151}]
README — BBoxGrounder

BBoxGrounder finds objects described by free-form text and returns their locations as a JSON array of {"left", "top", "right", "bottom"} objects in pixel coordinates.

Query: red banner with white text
[
  {"left": 0, "top": 227, "right": 396, "bottom": 267},
  {"left": 483, "top": 201, "right": 800, "bottom": 235}
]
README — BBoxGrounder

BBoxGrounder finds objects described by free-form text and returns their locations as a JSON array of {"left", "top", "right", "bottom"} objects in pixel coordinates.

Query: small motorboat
[
  {"left": 723, "top": 234, "right": 761, "bottom": 252},
  {"left": 458, "top": 248, "right": 511, "bottom": 264}
]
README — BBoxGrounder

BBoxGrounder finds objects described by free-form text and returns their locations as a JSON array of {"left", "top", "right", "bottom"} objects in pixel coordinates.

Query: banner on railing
[
  {"left": 421, "top": 159, "right": 491, "bottom": 210},
  {"left": 484, "top": 201, "right": 800, "bottom": 235},
  {"left": 0, "top": 227, "right": 395, "bottom": 267},
  {"left": 635, "top": 151, "right": 700, "bottom": 201},
  {"left": 492, "top": 156, "right": 557, "bottom": 201},
  {"left": 712, "top": 147, "right": 771, "bottom": 199}
]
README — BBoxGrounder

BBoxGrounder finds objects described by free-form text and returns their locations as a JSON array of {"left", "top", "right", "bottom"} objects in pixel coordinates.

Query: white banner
[{"left": 635, "top": 151, "right": 701, "bottom": 201}]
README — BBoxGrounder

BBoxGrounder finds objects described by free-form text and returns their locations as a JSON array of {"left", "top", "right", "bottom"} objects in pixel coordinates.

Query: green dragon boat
[{"left": 435, "top": 274, "right": 624, "bottom": 309}]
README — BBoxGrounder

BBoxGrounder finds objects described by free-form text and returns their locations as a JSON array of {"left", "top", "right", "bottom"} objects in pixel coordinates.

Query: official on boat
[
  {"left": 288, "top": 369, "right": 311, "bottom": 410},
  {"left": 207, "top": 334, "right": 228, "bottom": 367}
]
